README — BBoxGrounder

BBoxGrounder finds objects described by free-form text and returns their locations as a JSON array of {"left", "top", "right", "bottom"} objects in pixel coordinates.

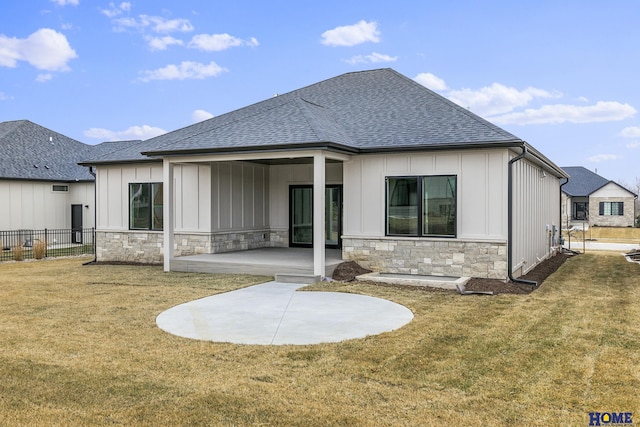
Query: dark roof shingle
[
  {"left": 88, "top": 68, "right": 524, "bottom": 163},
  {"left": 562, "top": 166, "right": 636, "bottom": 196},
  {"left": 0, "top": 120, "right": 95, "bottom": 181}
]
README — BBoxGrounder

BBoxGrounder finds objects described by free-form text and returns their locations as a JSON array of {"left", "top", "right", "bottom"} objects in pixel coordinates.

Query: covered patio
[
  {"left": 169, "top": 247, "right": 343, "bottom": 282},
  {"left": 161, "top": 149, "right": 351, "bottom": 281}
]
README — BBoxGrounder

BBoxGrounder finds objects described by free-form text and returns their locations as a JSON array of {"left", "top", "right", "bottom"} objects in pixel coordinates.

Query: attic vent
[{"left": 52, "top": 185, "right": 69, "bottom": 192}]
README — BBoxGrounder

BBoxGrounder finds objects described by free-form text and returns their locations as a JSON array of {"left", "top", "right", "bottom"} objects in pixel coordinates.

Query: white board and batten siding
[
  {"left": 510, "top": 155, "right": 561, "bottom": 275},
  {"left": 0, "top": 180, "right": 94, "bottom": 230},
  {"left": 96, "top": 162, "right": 269, "bottom": 233},
  {"left": 342, "top": 149, "right": 509, "bottom": 241}
]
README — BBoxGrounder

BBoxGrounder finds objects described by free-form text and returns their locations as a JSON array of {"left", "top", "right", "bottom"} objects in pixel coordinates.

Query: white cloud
[
  {"left": 345, "top": 52, "right": 397, "bottom": 64},
  {"left": 626, "top": 141, "right": 640, "bottom": 149},
  {"left": 0, "top": 28, "right": 77, "bottom": 71},
  {"left": 188, "top": 33, "right": 259, "bottom": 51},
  {"left": 114, "top": 15, "right": 194, "bottom": 33},
  {"left": 447, "top": 83, "right": 561, "bottom": 117},
  {"left": 101, "top": 2, "right": 131, "bottom": 18},
  {"left": 620, "top": 126, "right": 640, "bottom": 138},
  {"left": 414, "top": 72, "right": 448, "bottom": 91},
  {"left": 50, "top": 0, "right": 79, "bottom": 5},
  {"left": 587, "top": 154, "right": 619, "bottom": 163},
  {"left": 491, "top": 101, "right": 637, "bottom": 125},
  {"left": 321, "top": 20, "right": 380, "bottom": 47},
  {"left": 147, "top": 35, "right": 183, "bottom": 51},
  {"left": 138, "top": 61, "right": 227, "bottom": 82},
  {"left": 84, "top": 125, "right": 166, "bottom": 141},
  {"left": 36, "top": 73, "right": 53, "bottom": 82},
  {"left": 0, "top": 92, "right": 11, "bottom": 101},
  {"left": 192, "top": 109, "right": 214, "bottom": 123}
]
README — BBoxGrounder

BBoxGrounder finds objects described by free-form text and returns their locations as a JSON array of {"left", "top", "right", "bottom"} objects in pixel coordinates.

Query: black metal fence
[{"left": 0, "top": 228, "right": 95, "bottom": 261}]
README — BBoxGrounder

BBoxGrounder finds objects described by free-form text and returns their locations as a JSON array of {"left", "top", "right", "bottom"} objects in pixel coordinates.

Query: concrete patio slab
[
  {"left": 156, "top": 281, "right": 414, "bottom": 345},
  {"left": 170, "top": 247, "right": 343, "bottom": 279}
]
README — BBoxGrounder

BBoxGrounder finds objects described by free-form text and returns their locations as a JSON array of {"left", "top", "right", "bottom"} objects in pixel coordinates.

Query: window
[
  {"left": 129, "top": 183, "right": 163, "bottom": 230},
  {"left": 386, "top": 175, "right": 456, "bottom": 237},
  {"left": 599, "top": 201, "right": 624, "bottom": 216},
  {"left": 572, "top": 202, "right": 588, "bottom": 220},
  {"left": 52, "top": 185, "right": 69, "bottom": 192}
]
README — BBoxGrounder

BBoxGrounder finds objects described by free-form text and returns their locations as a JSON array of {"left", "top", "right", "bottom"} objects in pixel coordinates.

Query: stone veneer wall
[
  {"left": 97, "top": 229, "right": 278, "bottom": 263},
  {"left": 342, "top": 237, "right": 508, "bottom": 279},
  {"left": 96, "top": 231, "right": 164, "bottom": 264},
  {"left": 589, "top": 197, "right": 636, "bottom": 227}
]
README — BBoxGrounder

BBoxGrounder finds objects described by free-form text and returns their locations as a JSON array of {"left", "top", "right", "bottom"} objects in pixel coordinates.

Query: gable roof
[
  {"left": 85, "top": 68, "right": 525, "bottom": 164},
  {"left": 562, "top": 166, "right": 636, "bottom": 197},
  {"left": 0, "top": 120, "right": 95, "bottom": 182}
]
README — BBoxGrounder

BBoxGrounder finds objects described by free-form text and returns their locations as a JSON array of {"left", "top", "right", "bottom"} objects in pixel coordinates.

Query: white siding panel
[
  {"left": 511, "top": 157, "right": 560, "bottom": 275},
  {"left": 591, "top": 182, "right": 634, "bottom": 198},
  {"left": 344, "top": 150, "right": 509, "bottom": 239},
  {"left": 0, "top": 180, "right": 90, "bottom": 230},
  {"left": 231, "top": 163, "right": 243, "bottom": 229}
]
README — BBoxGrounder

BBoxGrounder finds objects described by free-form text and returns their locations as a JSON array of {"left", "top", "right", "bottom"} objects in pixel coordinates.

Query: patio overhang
[{"left": 162, "top": 148, "right": 351, "bottom": 280}]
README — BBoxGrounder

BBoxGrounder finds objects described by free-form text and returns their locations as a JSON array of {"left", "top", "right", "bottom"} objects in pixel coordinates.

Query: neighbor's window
[
  {"left": 386, "top": 175, "right": 456, "bottom": 237},
  {"left": 573, "top": 202, "right": 588, "bottom": 220},
  {"left": 129, "top": 183, "right": 163, "bottom": 230},
  {"left": 599, "top": 201, "right": 623, "bottom": 216},
  {"left": 52, "top": 185, "right": 69, "bottom": 192}
]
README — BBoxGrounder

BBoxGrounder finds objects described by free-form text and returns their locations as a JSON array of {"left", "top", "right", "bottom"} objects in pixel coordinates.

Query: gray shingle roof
[
  {"left": 0, "top": 120, "right": 95, "bottom": 181},
  {"left": 87, "top": 68, "right": 524, "bottom": 163},
  {"left": 562, "top": 166, "right": 636, "bottom": 197}
]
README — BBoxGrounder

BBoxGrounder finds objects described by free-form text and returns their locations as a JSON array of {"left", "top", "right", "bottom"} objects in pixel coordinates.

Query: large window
[
  {"left": 599, "top": 201, "right": 623, "bottom": 216},
  {"left": 386, "top": 175, "right": 456, "bottom": 237},
  {"left": 572, "top": 202, "right": 588, "bottom": 220},
  {"left": 129, "top": 183, "right": 163, "bottom": 230}
]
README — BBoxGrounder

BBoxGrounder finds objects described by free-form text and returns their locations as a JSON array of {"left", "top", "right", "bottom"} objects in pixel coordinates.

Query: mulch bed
[
  {"left": 332, "top": 251, "right": 574, "bottom": 295},
  {"left": 464, "top": 251, "right": 572, "bottom": 295}
]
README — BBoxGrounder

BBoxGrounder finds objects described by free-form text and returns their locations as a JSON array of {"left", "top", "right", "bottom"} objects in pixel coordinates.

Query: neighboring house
[
  {"left": 0, "top": 120, "right": 97, "bottom": 249},
  {"left": 0, "top": 119, "right": 139, "bottom": 249},
  {"left": 81, "top": 68, "right": 568, "bottom": 280},
  {"left": 561, "top": 166, "right": 637, "bottom": 228}
]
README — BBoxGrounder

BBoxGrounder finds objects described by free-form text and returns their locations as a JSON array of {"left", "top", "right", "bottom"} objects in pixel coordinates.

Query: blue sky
[{"left": 2, "top": 0, "right": 639, "bottom": 188}]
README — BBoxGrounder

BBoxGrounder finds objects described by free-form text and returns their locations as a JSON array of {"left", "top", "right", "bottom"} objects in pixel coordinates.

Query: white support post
[
  {"left": 163, "top": 158, "right": 174, "bottom": 272},
  {"left": 313, "top": 152, "right": 326, "bottom": 278}
]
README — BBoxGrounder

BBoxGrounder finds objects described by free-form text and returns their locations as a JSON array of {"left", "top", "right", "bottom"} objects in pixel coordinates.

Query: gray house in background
[
  {"left": 0, "top": 120, "right": 96, "bottom": 238},
  {"left": 561, "top": 166, "right": 637, "bottom": 228},
  {"left": 83, "top": 68, "right": 568, "bottom": 280},
  {"left": 0, "top": 119, "right": 139, "bottom": 249}
]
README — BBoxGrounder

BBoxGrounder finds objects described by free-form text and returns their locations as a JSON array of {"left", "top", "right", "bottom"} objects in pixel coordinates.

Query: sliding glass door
[{"left": 289, "top": 185, "right": 342, "bottom": 248}]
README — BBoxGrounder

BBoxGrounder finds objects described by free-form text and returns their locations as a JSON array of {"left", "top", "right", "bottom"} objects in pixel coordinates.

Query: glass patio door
[{"left": 289, "top": 185, "right": 342, "bottom": 248}]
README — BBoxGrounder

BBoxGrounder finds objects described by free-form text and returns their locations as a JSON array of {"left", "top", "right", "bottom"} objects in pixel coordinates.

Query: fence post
[{"left": 44, "top": 228, "right": 48, "bottom": 258}]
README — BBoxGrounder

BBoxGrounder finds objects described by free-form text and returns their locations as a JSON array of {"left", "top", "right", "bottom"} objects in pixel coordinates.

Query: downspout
[
  {"left": 83, "top": 166, "right": 97, "bottom": 265},
  {"left": 508, "top": 145, "right": 537, "bottom": 286},
  {"left": 559, "top": 177, "right": 570, "bottom": 247}
]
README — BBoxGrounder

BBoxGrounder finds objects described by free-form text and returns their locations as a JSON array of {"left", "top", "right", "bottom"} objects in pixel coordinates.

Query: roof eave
[{"left": 141, "top": 141, "right": 360, "bottom": 157}]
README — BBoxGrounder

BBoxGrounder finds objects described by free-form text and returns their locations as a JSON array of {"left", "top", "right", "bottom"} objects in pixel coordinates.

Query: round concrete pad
[{"left": 156, "top": 281, "right": 414, "bottom": 345}]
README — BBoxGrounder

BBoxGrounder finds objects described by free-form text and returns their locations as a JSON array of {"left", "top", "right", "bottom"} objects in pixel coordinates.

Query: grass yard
[
  {"left": 1, "top": 254, "right": 639, "bottom": 426},
  {"left": 570, "top": 226, "right": 640, "bottom": 243}
]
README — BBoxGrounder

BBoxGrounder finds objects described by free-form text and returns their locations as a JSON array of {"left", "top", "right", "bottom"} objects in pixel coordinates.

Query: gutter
[{"left": 507, "top": 144, "right": 537, "bottom": 287}]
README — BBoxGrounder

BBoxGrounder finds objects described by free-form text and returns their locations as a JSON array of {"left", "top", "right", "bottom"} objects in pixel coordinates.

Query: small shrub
[
  {"left": 33, "top": 240, "right": 47, "bottom": 260},
  {"left": 12, "top": 245, "right": 24, "bottom": 261}
]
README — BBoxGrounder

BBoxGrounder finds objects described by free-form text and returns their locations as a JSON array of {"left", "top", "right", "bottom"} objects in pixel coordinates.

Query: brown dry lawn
[
  {"left": 570, "top": 226, "right": 640, "bottom": 243},
  {"left": 1, "top": 254, "right": 639, "bottom": 426}
]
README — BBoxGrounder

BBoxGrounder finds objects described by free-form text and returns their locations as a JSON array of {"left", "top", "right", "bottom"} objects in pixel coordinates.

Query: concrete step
[{"left": 275, "top": 273, "right": 322, "bottom": 284}]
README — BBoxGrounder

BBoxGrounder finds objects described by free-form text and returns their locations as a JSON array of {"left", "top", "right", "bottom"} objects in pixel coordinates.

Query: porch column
[
  {"left": 313, "top": 152, "right": 326, "bottom": 278},
  {"left": 163, "top": 158, "right": 174, "bottom": 272}
]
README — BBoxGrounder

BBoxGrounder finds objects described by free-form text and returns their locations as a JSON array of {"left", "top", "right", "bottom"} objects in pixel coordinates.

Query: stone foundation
[
  {"left": 96, "top": 231, "right": 164, "bottom": 264},
  {"left": 342, "top": 237, "right": 508, "bottom": 279},
  {"left": 97, "top": 229, "right": 275, "bottom": 263}
]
